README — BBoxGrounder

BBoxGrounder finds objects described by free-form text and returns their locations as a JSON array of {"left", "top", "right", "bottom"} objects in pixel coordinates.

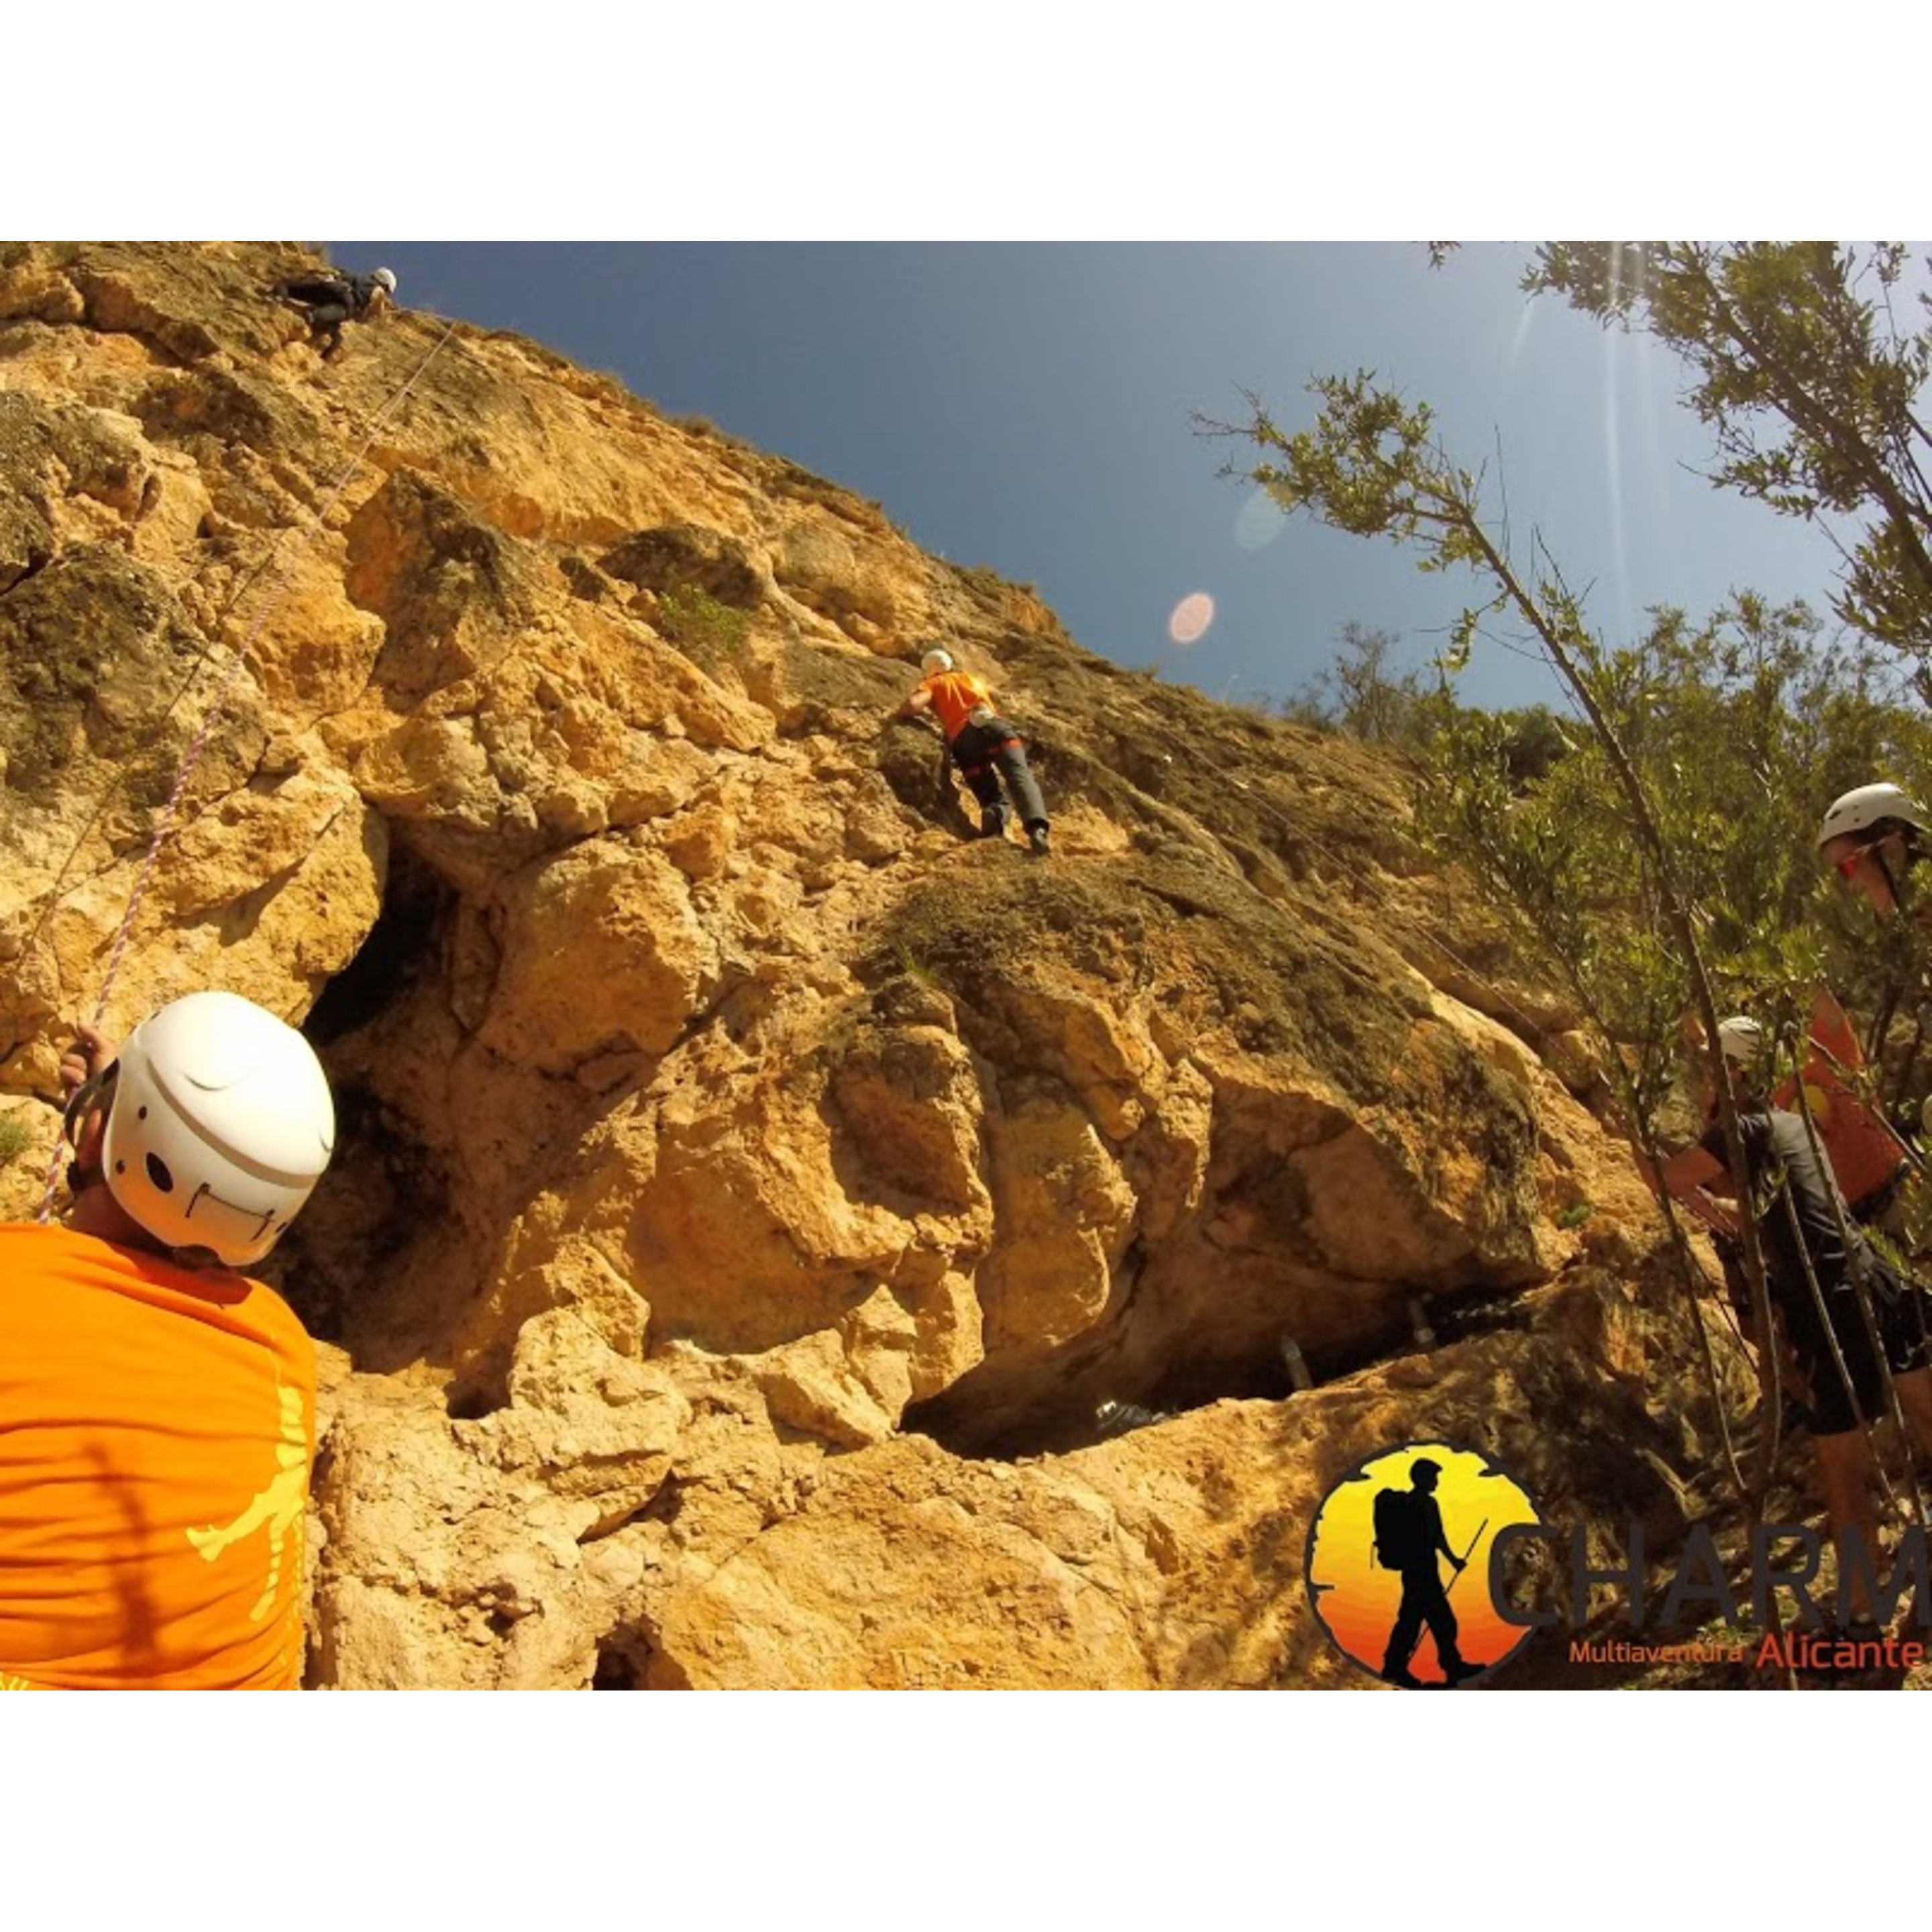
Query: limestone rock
[{"left": 0, "top": 244, "right": 1751, "bottom": 1687}]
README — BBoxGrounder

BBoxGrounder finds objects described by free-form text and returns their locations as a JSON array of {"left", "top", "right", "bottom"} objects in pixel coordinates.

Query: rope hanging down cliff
[{"left": 34, "top": 316, "right": 460, "bottom": 1218}]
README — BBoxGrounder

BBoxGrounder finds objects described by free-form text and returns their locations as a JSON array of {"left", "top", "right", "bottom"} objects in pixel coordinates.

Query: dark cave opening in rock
[
  {"left": 268, "top": 841, "right": 463, "bottom": 1347},
  {"left": 305, "top": 842, "right": 456, "bottom": 1046},
  {"left": 904, "top": 1334, "right": 1310, "bottom": 1462},
  {"left": 592, "top": 1648, "right": 645, "bottom": 1689},
  {"left": 902, "top": 1285, "right": 1535, "bottom": 1461},
  {"left": 592, "top": 1623, "right": 661, "bottom": 1689}
]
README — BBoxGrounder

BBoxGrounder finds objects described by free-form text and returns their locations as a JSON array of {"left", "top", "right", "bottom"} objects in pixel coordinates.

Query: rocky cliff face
[{"left": 0, "top": 241, "right": 1731, "bottom": 1686}]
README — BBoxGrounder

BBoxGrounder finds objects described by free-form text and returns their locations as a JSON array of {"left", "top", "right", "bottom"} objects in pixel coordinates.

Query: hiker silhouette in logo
[{"left": 1374, "top": 1458, "right": 1483, "bottom": 1687}]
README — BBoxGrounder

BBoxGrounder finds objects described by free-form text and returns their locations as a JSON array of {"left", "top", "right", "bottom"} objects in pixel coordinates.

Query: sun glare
[{"left": 1168, "top": 591, "right": 1215, "bottom": 646}]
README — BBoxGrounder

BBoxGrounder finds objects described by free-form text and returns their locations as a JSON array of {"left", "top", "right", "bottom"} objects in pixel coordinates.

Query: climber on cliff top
[
  {"left": 892, "top": 646, "right": 1052, "bottom": 855},
  {"left": 269, "top": 264, "right": 398, "bottom": 360},
  {"left": 0, "top": 994, "right": 334, "bottom": 1689}
]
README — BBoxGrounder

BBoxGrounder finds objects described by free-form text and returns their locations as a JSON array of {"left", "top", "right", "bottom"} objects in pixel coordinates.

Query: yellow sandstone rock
[{"left": 0, "top": 242, "right": 1739, "bottom": 1687}]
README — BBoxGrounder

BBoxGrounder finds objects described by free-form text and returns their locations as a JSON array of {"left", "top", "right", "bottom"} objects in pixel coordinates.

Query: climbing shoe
[{"left": 1026, "top": 823, "right": 1051, "bottom": 857}]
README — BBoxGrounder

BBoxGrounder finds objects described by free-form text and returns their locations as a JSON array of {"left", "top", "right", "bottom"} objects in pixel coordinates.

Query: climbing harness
[{"left": 33, "top": 315, "right": 459, "bottom": 1220}]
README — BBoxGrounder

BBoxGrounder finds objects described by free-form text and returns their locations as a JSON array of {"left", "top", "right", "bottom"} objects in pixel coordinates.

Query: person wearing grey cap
[{"left": 1646, "top": 1016, "right": 1932, "bottom": 1634}]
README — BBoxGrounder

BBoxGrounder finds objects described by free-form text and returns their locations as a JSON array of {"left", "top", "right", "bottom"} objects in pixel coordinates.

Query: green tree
[
  {"left": 1278, "top": 621, "right": 1438, "bottom": 749},
  {"left": 1522, "top": 244, "right": 1932, "bottom": 693},
  {"left": 1201, "top": 372, "right": 1862, "bottom": 1511},
  {"left": 1495, "top": 704, "right": 1568, "bottom": 786},
  {"left": 1205, "top": 358, "right": 1932, "bottom": 1552}
]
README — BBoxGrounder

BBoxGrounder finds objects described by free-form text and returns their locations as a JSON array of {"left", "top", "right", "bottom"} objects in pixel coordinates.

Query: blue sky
[{"left": 333, "top": 240, "right": 1858, "bottom": 716}]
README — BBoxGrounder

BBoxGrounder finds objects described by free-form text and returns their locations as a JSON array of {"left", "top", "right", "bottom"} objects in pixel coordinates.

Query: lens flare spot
[
  {"left": 1233, "top": 488, "right": 1288, "bottom": 551},
  {"left": 1168, "top": 591, "right": 1215, "bottom": 646}
]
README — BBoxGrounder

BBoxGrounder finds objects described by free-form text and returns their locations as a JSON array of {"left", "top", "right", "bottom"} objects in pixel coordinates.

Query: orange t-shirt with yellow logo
[
  {"left": 1773, "top": 1003, "right": 1907, "bottom": 1211},
  {"left": 918, "top": 669, "right": 997, "bottom": 741},
  {"left": 0, "top": 1224, "right": 315, "bottom": 1689}
]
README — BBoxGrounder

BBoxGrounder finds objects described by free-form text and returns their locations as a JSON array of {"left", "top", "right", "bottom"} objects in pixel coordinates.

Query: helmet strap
[{"left": 1878, "top": 843, "right": 1910, "bottom": 914}]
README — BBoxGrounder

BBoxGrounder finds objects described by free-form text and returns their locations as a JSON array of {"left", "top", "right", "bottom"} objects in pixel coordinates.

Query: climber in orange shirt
[
  {"left": 0, "top": 991, "right": 335, "bottom": 1690},
  {"left": 894, "top": 647, "right": 1053, "bottom": 855},
  {"left": 1782, "top": 987, "right": 1914, "bottom": 1237}
]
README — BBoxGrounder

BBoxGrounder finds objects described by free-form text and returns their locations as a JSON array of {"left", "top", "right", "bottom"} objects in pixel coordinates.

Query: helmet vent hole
[
  {"left": 146, "top": 1152, "right": 176, "bottom": 1193},
  {"left": 138, "top": 1106, "right": 148, "bottom": 1120}
]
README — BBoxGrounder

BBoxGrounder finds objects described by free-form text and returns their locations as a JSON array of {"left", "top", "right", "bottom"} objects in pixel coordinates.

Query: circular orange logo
[{"left": 1305, "top": 1440, "right": 1544, "bottom": 1688}]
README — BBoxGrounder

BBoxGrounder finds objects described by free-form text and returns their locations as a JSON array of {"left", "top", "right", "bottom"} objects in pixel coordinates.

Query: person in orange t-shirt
[
  {"left": 1777, "top": 987, "right": 1913, "bottom": 1236},
  {"left": 894, "top": 647, "right": 1053, "bottom": 855},
  {"left": 0, "top": 991, "right": 334, "bottom": 1689}
]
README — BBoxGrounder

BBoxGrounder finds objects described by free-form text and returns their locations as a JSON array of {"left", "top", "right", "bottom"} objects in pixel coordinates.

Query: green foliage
[
  {"left": 1523, "top": 243, "right": 1932, "bottom": 699},
  {"left": 1208, "top": 365, "right": 1932, "bottom": 1109},
  {"left": 1211, "top": 255, "right": 1932, "bottom": 1507},
  {"left": 1278, "top": 621, "right": 1442, "bottom": 752},
  {"left": 891, "top": 940, "right": 936, "bottom": 986},
  {"left": 655, "top": 582, "right": 749, "bottom": 655},
  {"left": 1211, "top": 376, "right": 1684, "bottom": 1044},
  {"left": 0, "top": 1114, "right": 34, "bottom": 1163},
  {"left": 1283, "top": 626, "right": 1574, "bottom": 788},
  {"left": 1497, "top": 705, "right": 1568, "bottom": 786}
]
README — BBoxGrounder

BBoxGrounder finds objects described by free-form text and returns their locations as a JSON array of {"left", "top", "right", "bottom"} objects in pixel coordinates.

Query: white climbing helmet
[
  {"left": 372, "top": 267, "right": 398, "bottom": 294},
  {"left": 1715, "top": 1016, "right": 1765, "bottom": 1066},
  {"left": 101, "top": 990, "right": 335, "bottom": 1269},
  {"left": 921, "top": 648, "right": 954, "bottom": 675},
  {"left": 1815, "top": 782, "right": 1928, "bottom": 852}
]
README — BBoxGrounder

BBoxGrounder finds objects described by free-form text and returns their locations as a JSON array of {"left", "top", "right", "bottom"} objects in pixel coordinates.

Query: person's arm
[
  {"left": 1631, "top": 1140, "right": 1729, "bottom": 1205},
  {"left": 1661, "top": 1143, "right": 1729, "bottom": 1198},
  {"left": 1430, "top": 1500, "right": 1464, "bottom": 1570},
  {"left": 894, "top": 685, "right": 934, "bottom": 722}
]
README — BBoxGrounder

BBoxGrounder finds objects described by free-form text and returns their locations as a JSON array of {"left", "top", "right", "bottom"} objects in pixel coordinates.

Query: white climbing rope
[{"left": 35, "top": 315, "right": 460, "bottom": 1218}]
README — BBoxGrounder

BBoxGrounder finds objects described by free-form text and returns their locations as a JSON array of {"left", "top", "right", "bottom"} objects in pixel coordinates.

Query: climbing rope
[{"left": 34, "top": 315, "right": 460, "bottom": 1218}]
